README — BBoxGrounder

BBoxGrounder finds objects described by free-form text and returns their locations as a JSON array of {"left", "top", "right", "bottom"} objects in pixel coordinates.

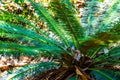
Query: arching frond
[
  {"left": 49, "top": 0, "right": 84, "bottom": 49},
  {"left": 0, "top": 21, "right": 63, "bottom": 47},
  {"left": 0, "top": 21, "right": 66, "bottom": 57},
  {"left": 5, "top": 62, "right": 58, "bottom": 80},
  {"left": 92, "top": 70, "right": 113, "bottom": 80},
  {"left": 29, "top": 0, "right": 71, "bottom": 47},
  {"left": 80, "top": 18, "right": 120, "bottom": 54},
  {"left": 93, "top": 46, "right": 120, "bottom": 63},
  {"left": 91, "top": 69, "right": 120, "bottom": 80}
]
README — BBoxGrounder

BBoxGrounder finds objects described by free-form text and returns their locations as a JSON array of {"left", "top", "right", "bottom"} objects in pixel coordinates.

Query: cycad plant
[{"left": 0, "top": 0, "right": 120, "bottom": 80}]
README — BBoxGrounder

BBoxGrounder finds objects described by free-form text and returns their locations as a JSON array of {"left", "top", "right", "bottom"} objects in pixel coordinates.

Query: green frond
[
  {"left": 91, "top": 70, "right": 114, "bottom": 80},
  {"left": 50, "top": 0, "right": 83, "bottom": 49},
  {"left": 0, "top": 9, "right": 65, "bottom": 49},
  {"left": 108, "top": 19, "right": 120, "bottom": 36},
  {"left": 80, "top": 32, "right": 120, "bottom": 54},
  {"left": 0, "top": 10, "right": 66, "bottom": 50},
  {"left": 0, "top": 21, "right": 64, "bottom": 48},
  {"left": 0, "top": 41, "right": 63, "bottom": 57},
  {"left": 0, "top": 9, "right": 52, "bottom": 42},
  {"left": 29, "top": 0, "right": 71, "bottom": 47},
  {"left": 93, "top": 70, "right": 113, "bottom": 80},
  {"left": 81, "top": 17, "right": 120, "bottom": 53},
  {"left": 0, "top": 21, "right": 66, "bottom": 57},
  {"left": 107, "top": 46, "right": 120, "bottom": 58},
  {"left": 93, "top": 46, "right": 120, "bottom": 63},
  {"left": 0, "top": 22, "right": 46, "bottom": 44},
  {"left": 5, "top": 62, "right": 58, "bottom": 80},
  {"left": 90, "top": 68, "right": 120, "bottom": 80}
]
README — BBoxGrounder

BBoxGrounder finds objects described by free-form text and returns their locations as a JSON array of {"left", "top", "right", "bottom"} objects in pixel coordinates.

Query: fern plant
[{"left": 0, "top": 0, "right": 120, "bottom": 80}]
